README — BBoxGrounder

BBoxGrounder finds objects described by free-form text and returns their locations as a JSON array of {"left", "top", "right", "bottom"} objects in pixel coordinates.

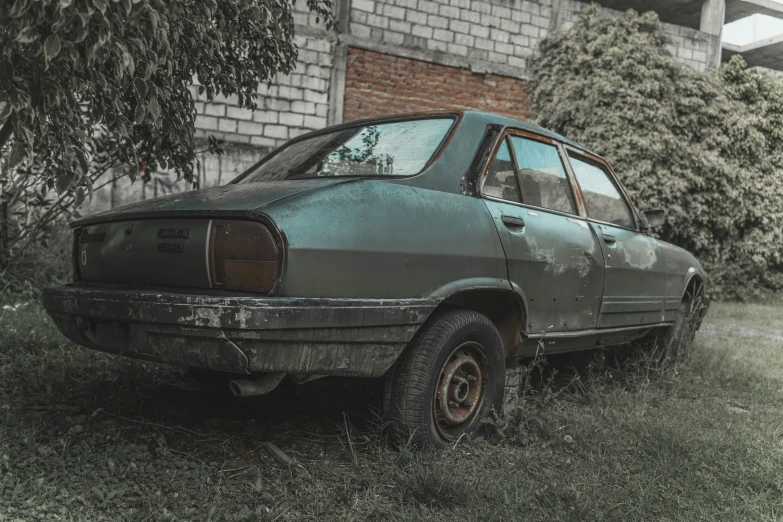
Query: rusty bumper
[{"left": 42, "top": 285, "right": 438, "bottom": 377}]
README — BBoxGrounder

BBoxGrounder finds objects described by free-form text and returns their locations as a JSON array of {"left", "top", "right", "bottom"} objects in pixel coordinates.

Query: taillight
[
  {"left": 72, "top": 228, "right": 81, "bottom": 283},
  {"left": 209, "top": 220, "right": 279, "bottom": 293}
]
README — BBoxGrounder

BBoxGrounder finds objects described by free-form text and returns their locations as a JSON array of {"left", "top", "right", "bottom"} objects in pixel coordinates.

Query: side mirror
[{"left": 641, "top": 209, "right": 666, "bottom": 230}]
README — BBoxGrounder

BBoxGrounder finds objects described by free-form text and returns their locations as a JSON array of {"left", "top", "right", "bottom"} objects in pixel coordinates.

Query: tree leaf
[
  {"left": 8, "top": 141, "right": 26, "bottom": 170},
  {"left": 0, "top": 59, "right": 14, "bottom": 82},
  {"left": 44, "top": 35, "right": 62, "bottom": 61},
  {"left": 147, "top": 98, "right": 160, "bottom": 121},
  {"left": 55, "top": 174, "right": 71, "bottom": 194},
  {"left": 9, "top": 0, "right": 31, "bottom": 18},
  {"left": 133, "top": 77, "right": 147, "bottom": 99},
  {"left": 134, "top": 102, "right": 145, "bottom": 123},
  {"left": 74, "top": 187, "right": 86, "bottom": 207},
  {"left": 15, "top": 27, "right": 39, "bottom": 44},
  {"left": 93, "top": 0, "right": 107, "bottom": 14},
  {"left": 0, "top": 102, "right": 11, "bottom": 122}
]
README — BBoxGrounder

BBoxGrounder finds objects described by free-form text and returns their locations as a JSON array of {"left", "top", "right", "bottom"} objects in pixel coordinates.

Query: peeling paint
[{"left": 43, "top": 286, "right": 436, "bottom": 378}]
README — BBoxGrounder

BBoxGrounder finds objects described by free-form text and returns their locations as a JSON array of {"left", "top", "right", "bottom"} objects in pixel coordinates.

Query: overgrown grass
[
  {"left": 0, "top": 228, "right": 72, "bottom": 300},
  {"left": 1, "top": 301, "right": 782, "bottom": 520}
]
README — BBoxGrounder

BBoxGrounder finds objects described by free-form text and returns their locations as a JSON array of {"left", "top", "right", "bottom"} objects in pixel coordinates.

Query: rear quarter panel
[{"left": 263, "top": 180, "right": 508, "bottom": 299}]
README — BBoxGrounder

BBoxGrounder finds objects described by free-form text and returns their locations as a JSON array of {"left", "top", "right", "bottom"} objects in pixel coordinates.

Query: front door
[
  {"left": 481, "top": 133, "right": 605, "bottom": 333},
  {"left": 565, "top": 150, "right": 670, "bottom": 328}
]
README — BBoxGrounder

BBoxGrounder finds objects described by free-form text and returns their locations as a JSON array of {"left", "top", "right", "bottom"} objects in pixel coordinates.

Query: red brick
[{"left": 343, "top": 47, "right": 531, "bottom": 122}]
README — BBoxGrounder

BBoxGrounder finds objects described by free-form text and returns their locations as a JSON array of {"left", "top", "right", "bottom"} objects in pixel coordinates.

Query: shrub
[{"left": 529, "top": 6, "right": 783, "bottom": 299}]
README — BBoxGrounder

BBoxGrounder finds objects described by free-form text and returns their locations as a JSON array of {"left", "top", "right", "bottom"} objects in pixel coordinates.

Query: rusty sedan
[{"left": 43, "top": 111, "right": 709, "bottom": 449}]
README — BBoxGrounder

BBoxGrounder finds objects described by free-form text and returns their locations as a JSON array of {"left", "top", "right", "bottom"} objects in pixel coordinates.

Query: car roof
[
  {"left": 326, "top": 109, "right": 600, "bottom": 159},
  {"left": 457, "top": 110, "right": 598, "bottom": 156}
]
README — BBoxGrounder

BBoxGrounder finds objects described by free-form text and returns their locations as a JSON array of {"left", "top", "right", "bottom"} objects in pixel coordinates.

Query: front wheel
[
  {"left": 654, "top": 280, "right": 706, "bottom": 362},
  {"left": 383, "top": 309, "right": 505, "bottom": 449}
]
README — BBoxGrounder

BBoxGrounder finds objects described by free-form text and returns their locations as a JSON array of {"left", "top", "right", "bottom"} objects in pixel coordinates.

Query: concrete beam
[
  {"left": 722, "top": 33, "right": 783, "bottom": 70},
  {"left": 579, "top": 0, "right": 782, "bottom": 28},
  {"left": 339, "top": 34, "right": 531, "bottom": 81},
  {"left": 327, "top": 43, "right": 348, "bottom": 126},
  {"left": 725, "top": 0, "right": 783, "bottom": 24},
  {"left": 326, "top": 0, "right": 351, "bottom": 126},
  {"left": 701, "top": 0, "right": 725, "bottom": 67}
]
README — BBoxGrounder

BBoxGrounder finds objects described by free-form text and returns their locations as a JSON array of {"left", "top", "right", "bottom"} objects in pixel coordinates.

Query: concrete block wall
[
  {"left": 664, "top": 23, "right": 713, "bottom": 72},
  {"left": 349, "top": 0, "right": 551, "bottom": 73},
  {"left": 86, "top": 0, "right": 723, "bottom": 214},
  {"left": 192, "top": 34, "right": 334, "bottom": 149}
]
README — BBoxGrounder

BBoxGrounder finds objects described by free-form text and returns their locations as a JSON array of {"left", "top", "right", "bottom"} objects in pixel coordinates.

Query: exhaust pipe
[{"left": 229, "top": 372, "right": 286, "bottom": 397}]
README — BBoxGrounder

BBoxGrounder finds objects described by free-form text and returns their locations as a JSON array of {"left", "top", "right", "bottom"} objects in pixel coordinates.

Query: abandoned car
[{"left": 43, "top": 110, "right": 709, "bottom": 448}]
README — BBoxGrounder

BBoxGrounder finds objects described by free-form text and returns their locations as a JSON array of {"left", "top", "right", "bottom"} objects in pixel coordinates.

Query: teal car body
[{"left": 43, "top": 110, "right": 709, "bottom": 381}]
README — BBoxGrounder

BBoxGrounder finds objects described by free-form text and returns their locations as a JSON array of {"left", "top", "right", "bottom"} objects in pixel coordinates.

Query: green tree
[
  {"left": 530, "top": 6, "right": 783, "bottom": 298},
  {"left": 0, "top": 0, "right": 332, "bottom": 265}
]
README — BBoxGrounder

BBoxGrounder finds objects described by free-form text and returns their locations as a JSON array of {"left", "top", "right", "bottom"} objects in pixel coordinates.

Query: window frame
[
  {"left": 481, "top": 136, "right": 522, "bottom": 204},
  {"left": 562, "top": 145, "right": 641, "bottom": 232},
  {"left": 479, "top": 128, "right": 584, "bottom": 220}
]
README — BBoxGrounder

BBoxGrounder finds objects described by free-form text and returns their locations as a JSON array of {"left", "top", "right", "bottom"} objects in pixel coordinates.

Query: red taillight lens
[
  {"left": 72, "top": 228, "right": 81, "bottom": 283},
  {"left": 209, "top": 220, "right": 279, "bottom": 293}
]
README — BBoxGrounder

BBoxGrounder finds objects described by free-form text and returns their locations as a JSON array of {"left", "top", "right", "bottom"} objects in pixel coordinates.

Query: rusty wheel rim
[{"left": 433, "top": 341, "right": 489, "bottom": 441}]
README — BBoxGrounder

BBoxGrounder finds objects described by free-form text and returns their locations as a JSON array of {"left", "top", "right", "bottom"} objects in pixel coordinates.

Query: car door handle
[
  {"left": 501, "top": 215, "right": 526, "bottom": 231},
  {"left": 603, "top": 233, "right": 617, "bottom": 244}
]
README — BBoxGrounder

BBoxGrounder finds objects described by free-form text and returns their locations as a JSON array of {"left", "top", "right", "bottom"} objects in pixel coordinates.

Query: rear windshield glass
[{"left": 236, "top": 117, "right": 455, "bottom": 182}]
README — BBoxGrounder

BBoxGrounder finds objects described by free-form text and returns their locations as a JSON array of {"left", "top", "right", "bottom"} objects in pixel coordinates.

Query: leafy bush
[{"left": 529, "top": 6, "right": 783, "bottom": 298}]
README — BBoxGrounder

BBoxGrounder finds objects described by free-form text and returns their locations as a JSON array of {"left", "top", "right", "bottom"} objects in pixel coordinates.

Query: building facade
[{"left": 89, "top": 0, "right": 725, "bottom": 212}]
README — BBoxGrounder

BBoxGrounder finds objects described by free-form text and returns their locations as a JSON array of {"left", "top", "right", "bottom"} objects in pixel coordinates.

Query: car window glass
[
  {"left": 238, "top": 118, "right": 455, "bottom": 182},
  {"left": 482, "top": 139, "right": 521, "bottom": 203},
  {"left": 509, "top": 136, "right": 576, "bottom": 214},
  {"left": 568, "top": 154, "right": 635, "bottom": 229}
]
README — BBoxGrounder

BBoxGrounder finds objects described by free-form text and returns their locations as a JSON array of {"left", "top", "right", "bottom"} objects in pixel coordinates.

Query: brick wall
[{"left": 344, "top": 48, "right": 530, "bottom": 120}]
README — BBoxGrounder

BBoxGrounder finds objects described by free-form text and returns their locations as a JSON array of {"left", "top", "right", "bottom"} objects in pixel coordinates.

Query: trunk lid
[
  {"left": 74, "top": 178, "right": 350, "bottom": 227},
  {"left": 77, "top": 218, "right": 214, "bottom": 289}
]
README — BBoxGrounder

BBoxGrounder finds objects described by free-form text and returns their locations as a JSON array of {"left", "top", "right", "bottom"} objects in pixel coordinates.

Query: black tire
[
  {"left": 383, "top": 309, "right": 505, "bottom": 450},
  {"left": 654, "top": 282, "right": 706, "bottom": 362}
]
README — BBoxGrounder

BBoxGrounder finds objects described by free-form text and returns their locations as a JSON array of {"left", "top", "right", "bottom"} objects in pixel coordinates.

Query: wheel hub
[{"left": 434, "top": 343, "right": 488, "bottom": 440}]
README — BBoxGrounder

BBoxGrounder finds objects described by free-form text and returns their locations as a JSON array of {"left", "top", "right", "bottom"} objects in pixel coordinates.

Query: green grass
[{"left": 1, "top": 301, "right": 782, "bottom": 521}]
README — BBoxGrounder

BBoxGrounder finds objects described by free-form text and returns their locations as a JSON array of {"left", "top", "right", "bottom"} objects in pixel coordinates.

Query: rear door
[
  {"left": 481, "top": 132, "right": 605, "bottom": 333},
  {"left": 564, "top": 149, "right": 669, "bottom": 328}
]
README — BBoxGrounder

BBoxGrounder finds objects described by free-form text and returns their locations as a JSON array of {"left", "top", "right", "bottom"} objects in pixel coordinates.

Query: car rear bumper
[{"left": 42, "top": 285, "right": 437, "bottom": 377}]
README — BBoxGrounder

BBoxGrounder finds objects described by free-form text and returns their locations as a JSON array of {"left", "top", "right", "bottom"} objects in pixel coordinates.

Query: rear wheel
[
  {"left": 654, "top": 279, "right": 706, "bottom": 362},
  {"left": 383, "top": 309, "right": 505, "bottom": 449}
]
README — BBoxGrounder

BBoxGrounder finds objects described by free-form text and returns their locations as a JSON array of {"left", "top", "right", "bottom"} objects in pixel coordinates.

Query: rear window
[{"left": 237, "top": 117, "right": 455, "bottom": 182}]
